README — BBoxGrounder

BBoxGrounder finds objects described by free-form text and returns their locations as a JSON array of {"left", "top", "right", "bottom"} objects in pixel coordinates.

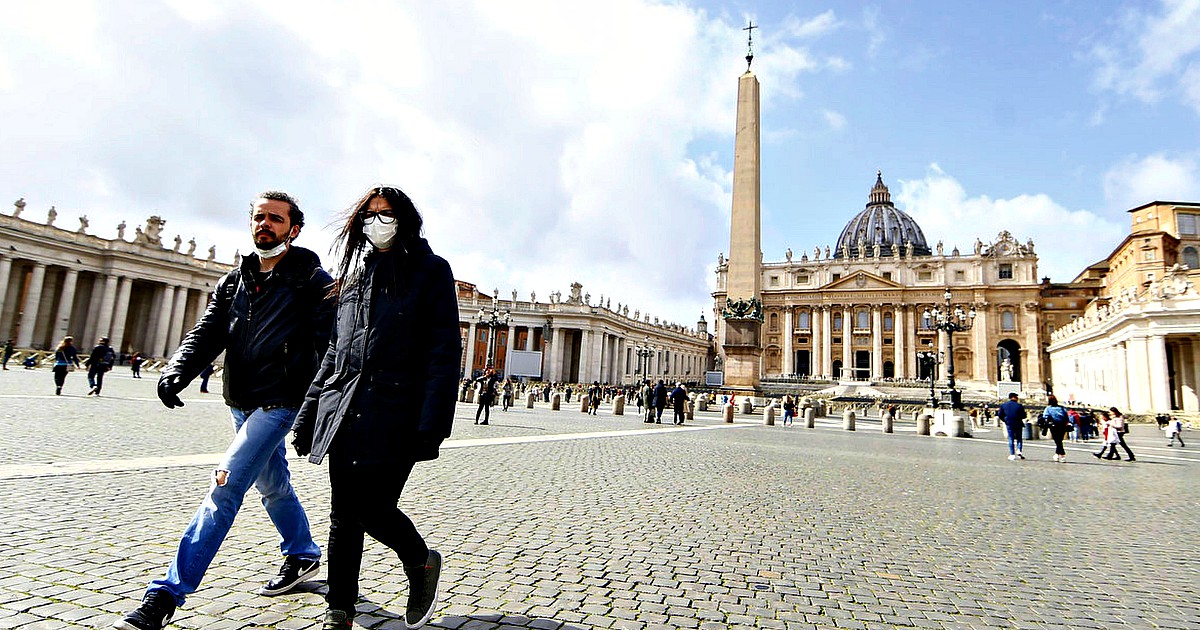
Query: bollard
[
  {"left": 697, "top": 396, "right": 708, "bottom": 412},
  {"left": 950, "top": 415, "right": 965, "bottom": 438},
  {"left": 739, "top": 398, "right": 754, "bottom": 415},
  {"left": 686, "top": 400, "right": 695, "bottom": 421},
  {"left": 881, "top": 412, "right": 894, "bottom": 433},
  {"left": 723, "top": 402, "right": 734, "bottom": 423},
  {"left": 1023, "top": 422, "right": 1034, "bottom": 440},
  {"left": 764, "top": 402, "right": 775, "bottom": 426},
  {"left": 580, "top": 395, "right": 590, "bottom": 413},
  {"left": 842, "top": 409, "right": 856, "bottom": 431},
  {"left": 917, "top": 414, "right": 931, "bottom": 435},
  {"left": 460, "top": 388, "right": 469, "bottom": 403},
  {"left": 613, "top": 394, "right": 625, "bottom": 416},
  {"left": 551, "top": 392, "right": 561, "bottom": 411},
  {"left": 804, "top": 407, "right": 815, "bottom": 428},
  {"left": 467, "top": 389, "right": 476, "bottom": 404},
  {"left": 526, "top": 392, "right": 535, "bottom": 409}
]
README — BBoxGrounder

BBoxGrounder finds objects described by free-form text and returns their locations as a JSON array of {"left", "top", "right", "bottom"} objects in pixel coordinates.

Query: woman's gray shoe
[{"left": 404, "top": 549, "right": 442, "bottom": 629}]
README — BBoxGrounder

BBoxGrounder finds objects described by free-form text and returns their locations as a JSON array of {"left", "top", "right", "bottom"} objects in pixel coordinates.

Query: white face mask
[
  {"left": 255, "top": 238, "right": 289, "bottom": 259},
  {"left": 364, "top": 220, "right": 397, "bottom": 250}
]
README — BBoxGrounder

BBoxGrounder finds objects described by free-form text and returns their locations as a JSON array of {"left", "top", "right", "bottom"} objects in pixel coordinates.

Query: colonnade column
[
  {"left": 524, "top": 327, "right": 533, "bottom": 351},
  {"left": 616, "top": 338, "right": 626, "bottom": 381},
  {"left": 109, "top": 277, "right": 134, "bottom": 354},
  {"left": 0, "top": 255, "right": 12, "bottom": 320},
  {"left": 972, "top": 303, "right": 989, "bottom": 382},
  {"left": 811, "top": 308, "right": 822, "bottom": 378},
  {"left": 151, "top": 285, "right": 176, "bottom": 358},
  {"left": 166, "top": 286, "right": 189, "bottom": 357},
  {"left": 870, "top": 306, "right": 883, "bottom": 379},
  {"left": 894, "top": 306, "right": 906, "bottom": 379},
  {"left": 51, "top": 269, "right": 79, "bottom": 343},
  {"left": 15, "top": 263, "right": 47, "bottom": 347},
  {"left": 95, "top": 274, "right": 120, "bottom": 343},
  {"left": 782, "top": 307, "right": 794, "bottom": 375},
  {"left": 463, "top": 322, "right": 476, "bottom": 378},
  {"left": 550, "top": 328, "right": 565, "bottom": 382},
  {"left": 821, "top": 306, "right": 833, "bottom": 377},
  {"left": 1147, "top": 335, "right": 1171, "bottom": 412},
  {"left": 841, "top": 306, "right": 852, "bottom": 378}
]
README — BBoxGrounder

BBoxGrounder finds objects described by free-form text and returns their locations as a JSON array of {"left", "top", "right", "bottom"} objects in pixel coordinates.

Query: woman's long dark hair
[{"left": 329, "top": 185, "right": 424, "bottom": 295}]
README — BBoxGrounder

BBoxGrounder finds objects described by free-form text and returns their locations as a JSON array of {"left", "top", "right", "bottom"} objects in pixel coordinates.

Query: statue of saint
[
  {"left": 872, "top": 243, "right": 881, "bottom": 258},
  {"left": 530, "top": 290, "right": 537, "bottom": 302},
  {"left": 233, "top": 250, "right": 241, "bottom": 266},
  {"left": 187, "top": 238, "right": 197, "bottom": 256},
  {"left": 936, "top": 241, "right": 944, "bottom": 256},
  {"left": 47, "top": 206, "right": 57, "bottom": 226},
  {"left": 824, "top": 246, "right": 831, "bottom": 259},
  {"left": 117, "top": 221, "right": 126, "bottom": 240},
  {"left": 814, "top": 246, "right": 821, "bottom": 260},
  {"left": 77, "top": 215, "right": 89, "bottom": 234},
  {"left": 717, "top": 252, "right": 724, "bottom": 266},
  {"left": 13, "top": 197, "right": 25, "bottom": 217},
  {"left": 207, "top": 245, "right": 216, "bottom": 261},
  {"left": 173, "top": 235, "right": 183, "bottom": 252},
  {"left": 1000, "top": 358, "right": 1014, "bottom": 382},
  {"left": 974, "top": 238, "right": 983, "bottom": 255},
  {"left": 785, "top": 248, "right": 792, "bottom": 262}
]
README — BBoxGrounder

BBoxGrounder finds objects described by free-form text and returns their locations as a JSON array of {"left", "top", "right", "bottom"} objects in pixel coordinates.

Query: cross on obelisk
[{"left": 743, "top": 21, "right": 757, "bottom": 69}]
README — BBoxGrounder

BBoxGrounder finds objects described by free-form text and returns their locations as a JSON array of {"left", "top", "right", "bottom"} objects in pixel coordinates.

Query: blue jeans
[
  {"left": 148, "top": 406, "right": 320, "bottom": 606},
  {"left": 1006, "top": 425, "right": 1023, "bottom": 455}
]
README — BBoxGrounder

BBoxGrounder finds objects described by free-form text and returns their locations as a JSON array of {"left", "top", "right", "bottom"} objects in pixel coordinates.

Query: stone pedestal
[
  {"left": 551, "top": 392, "right": 561, "bottom": 411},
  {"left": 842, "top": 409, "right": 856, "bottom": 431},
  {"left": 881, "top": 413, "right": 894, "bottom": 433},
  {"left": 526, "top": 392, "right": 535, "bottom": 408},
  {"left": 723, "top": 403, "right": 734, "bottom": 423},
  {"left": 580, "top": 396, "right": 590, "bottom": 413},
  {"left": 613, "top": 394, "right": 625, "bottom": 415},
  {"left": 804, "top": 407, "right": 815, "bottom": 428},
  {"left": 917, "top": 413, "right": 932, "bottom": 436},
  {"left": 931, "top": 408, "right": 969, "bottom": 437},
  {"left": 764, "top": 402, "right": 775, "bottom": 426},
  {"left": 997, "top": 380, "right": 1021, "bottom": 399}
]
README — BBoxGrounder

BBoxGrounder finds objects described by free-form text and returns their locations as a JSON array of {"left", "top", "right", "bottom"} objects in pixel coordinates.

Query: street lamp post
[
  {"left": 634, "top": 337, "right": 654, "bottom": 381},
  {"left": 922, "top": 288, "right": 976, "bottom": 409},
  {"left": 477, "top": 301, "right": 511, "bottom": 372},
  {"left": 915, "top": 349, "right": 944, "bottom": 408}
]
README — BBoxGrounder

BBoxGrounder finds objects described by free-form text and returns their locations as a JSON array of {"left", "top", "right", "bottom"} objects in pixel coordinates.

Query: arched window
[
  {"left": 856, "top": 310, "right": 869, "bottom": 329},
  {"left": 769, "top": 312, "right": 779, "bottom": 331},
  {"left": 798, "top": 311, "right": 811, "bottom": 330},
  {"left": 1001, "top": 310, "right": 1016, "bottom": 331},
  {"left": 1184, "top": 246, "right": 1199, "bottom": 270}
]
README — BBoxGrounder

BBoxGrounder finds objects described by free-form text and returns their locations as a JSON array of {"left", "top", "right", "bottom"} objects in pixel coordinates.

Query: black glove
[
  {"left": 411, "top": 433, "right": 443, "bottom": 462},
  {"left": 157, "top": 373, "right": 186, "bottom": 408},
  {"left": 292, "top": 426, "right": 312, "bottom": 457}
]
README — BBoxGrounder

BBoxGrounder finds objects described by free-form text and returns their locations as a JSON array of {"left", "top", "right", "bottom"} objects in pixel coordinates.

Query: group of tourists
[
  {"left": 110, "top": 187, "right": 457, "bottom": 630},
  {"left": 997, "top": 392, "right": 1142, "bottom": 463}
]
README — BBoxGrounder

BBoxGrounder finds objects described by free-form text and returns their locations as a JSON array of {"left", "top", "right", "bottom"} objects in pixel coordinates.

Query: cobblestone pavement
[{"left": 1, "top": 368, "right": 1197, "bottom": 629}]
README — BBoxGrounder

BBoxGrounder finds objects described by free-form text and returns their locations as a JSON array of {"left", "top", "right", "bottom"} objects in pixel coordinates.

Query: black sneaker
[
  {"left": 321, "top": 608, "right": 354, "bottom": 630},
  {"left": 113, "top": 590, "right": 175, "bottom": 630},
  {"left": 259, "top": 556, "right": 320, "bottom": 596},
  {"left": 404, "top": 549, "right": 442, "bottom": 629}
]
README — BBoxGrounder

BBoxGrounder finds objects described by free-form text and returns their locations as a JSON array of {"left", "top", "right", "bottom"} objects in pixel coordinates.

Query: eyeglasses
[{"left": 362, "top": 212, "right": 396, "bottom": 225}]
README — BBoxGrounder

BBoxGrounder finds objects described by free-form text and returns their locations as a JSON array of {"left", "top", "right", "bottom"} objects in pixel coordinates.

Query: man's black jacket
[{"left": 163, "top": 246, "right": 335, "bottom": 409}]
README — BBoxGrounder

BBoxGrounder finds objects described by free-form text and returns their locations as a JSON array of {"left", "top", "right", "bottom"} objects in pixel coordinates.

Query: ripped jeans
[{"left": 147, "top": 406, "right": 320, "bottom": 605}]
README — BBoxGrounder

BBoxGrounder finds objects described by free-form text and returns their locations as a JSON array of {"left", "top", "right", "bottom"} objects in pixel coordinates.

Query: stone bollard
[
  {"left": 881, "top": 411, "right": 894, "bottom": 433},
  {"left": 697, "top": 396, "right": 708, "bottom": 412},
  {"left": 526, "top": 392, "right": 535, "bottom": 408},
  {"left": 467, "top": 389, "right": 476, "bottom": 404},
  {"left": 723, "top": 403, "right": 734, "bottom": 423},
  {"left": 842, "top": 409, "right": 856, "bottom": 431},
  {"left": 613, "top": 394, "right": 625, "bottom": 416},
  {"left": 739, "top": 398, "right": 754, "bottom": 415},
  {"left": 804, "top": 406, "right": 815, "bottom": 428},
  {"left": 764, "top": 402, "right": 775, "bottom": 426},
  {"left": 551, "top": 392, "right": 561, "bottom": 411},
  {"left": 460, "top": 388, "right": 469, "bottom": 403},
  {"left": 580, "top": 395, "right": 590, "bottom": 413},
  {"left": 686, "top": 400, "right": 695, "bottom": 421},
  {"left": 917, "top": 413, "right": 931, "bottom": 435}
]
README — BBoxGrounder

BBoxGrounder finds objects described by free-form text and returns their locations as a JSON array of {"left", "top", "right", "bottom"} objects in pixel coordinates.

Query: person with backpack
[
  {"left": 85, "top": 336, "right": 116, "bottom": 396},
  {"left": 1041, "top": 395, "right": 1072, "bottom": 463}
]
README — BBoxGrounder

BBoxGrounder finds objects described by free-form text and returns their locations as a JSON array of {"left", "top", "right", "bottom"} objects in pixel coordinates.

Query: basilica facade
[{"left": 713, "top": 173, "right": 1059, "bottom": 390}]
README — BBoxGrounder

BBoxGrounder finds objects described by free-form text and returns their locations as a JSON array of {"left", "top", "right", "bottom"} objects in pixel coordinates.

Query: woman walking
[
  {"left": 1105, "top": 407, "right": 1136, "bottom": 461},
  {"left": 292, "top": 185, "right": 460, "bottom": 630},
  {"left": 1040, "top": 395, "right": 1071, "bottom": 463},
  {"left": 52, "top": 336, "right": 81, "bottom": 395},
  {"left": 1094, "top": 411, "right": 1123, "bottom": 460},
  {"left": 781, "top": 395, "right": 796, "bottom": 427}
]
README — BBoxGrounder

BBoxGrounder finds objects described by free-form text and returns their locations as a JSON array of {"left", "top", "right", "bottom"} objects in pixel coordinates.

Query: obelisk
[{"left": 721, "top": 24, "right": 763, "bottom": 392}]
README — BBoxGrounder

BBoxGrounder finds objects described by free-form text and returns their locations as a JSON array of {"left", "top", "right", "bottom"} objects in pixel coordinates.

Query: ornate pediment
[
  {"left": 983, "top": 230, "right": 1033, "bottom": 257},
  {"left": 822, "top": 271, "right": 902, "bottom": 290}
]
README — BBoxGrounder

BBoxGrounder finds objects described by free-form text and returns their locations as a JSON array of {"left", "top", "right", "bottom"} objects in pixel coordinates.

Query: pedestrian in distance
[
  {"left": 85, "top": 336, "right": 116, "bottom": 396},
  {"left": 1108, "top": 407, "right": 1136, "bottom": 461},
  {"left": 641, "top": 380, "right": 654, "bottom": 423},
  {"left": 996, "top": 392, "right": 1027, "bottom": 461},
  {"left": 588, "top": 381, "right": 601, "bottom": 415},
  {"left": 782, "top": 395, "right": 796, "bottom": 427},
  {"left": 474, "top": 367, "right": 498, "bottom": 425},
  {"left": 669, "top": 382, "right": 687, "bottom": 425},
  {"left": 130, "top": 352, "right": 144, "bottom": 378},
  {"left": 292, "top": 184, "right": 459, "bottom": 630},
  {"left": 198, "top": 364, "right": 215, "bottom": 393},
  {"left": 2, "top": 338, "right": 13, "bottom": 370},
  {"left": 1041, "top": 395, "right": 1072, "bottom": 463},
  {"left": 1166, "top": 416, "right": 1185, "bottom": 447},
  {"left": 653, "top": 379, "right": 668, "bottom": 423},
  {"left": 114, "top": 191, "right": 332, "bottom": 630},
  {"left": 501, "top": 378, "right": 514, "bottom": 411},
  {"left": 1094, "top": 411, "right": 1123, "bottom": 460},
  {"left": 52, "top": 336, "right": 81, "bottom": 395}
]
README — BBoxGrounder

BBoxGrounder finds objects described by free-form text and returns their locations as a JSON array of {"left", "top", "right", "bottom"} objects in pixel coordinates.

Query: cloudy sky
[{"left": 2, "top": 0, "right": 1198, "bottom": 327}]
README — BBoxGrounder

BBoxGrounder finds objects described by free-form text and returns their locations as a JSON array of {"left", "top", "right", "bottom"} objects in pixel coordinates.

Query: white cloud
[
  {"left": 1102, "top": 153, "right": 1200, "bottom": 209},
  {"left": 822, "top": 109, "right": 846, "bottom": 130},
  {"left": 0, "top": 1, "right": 846, "bottom": 327},
  {"left": 1090, "top": 0, "right": 1200, "bottom": 112},
  {"left": 781, "top": 10, "right": 841, "bottom": 39},
  {"left": 895, "top": 165, "right": 1126, "bottom": 282}
]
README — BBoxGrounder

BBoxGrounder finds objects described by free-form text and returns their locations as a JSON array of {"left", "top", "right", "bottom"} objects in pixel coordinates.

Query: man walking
[
  {"left": 85, "top": 336, "right": 115, "bottom": 396},
  {"left": 2, "top": 339, "right": 13, "bottom": 370},
  {"left": 474, "top": 367, "right": 499, "bottom": 425},
  {"left": 997, "top": 392, "right": 1027, "bottom": 461},
  {"left": 114, "top": 191, "right": 334, "bottom": 630},
  {"left": 653, "top": 379, "right": 668, "bottom": 424},
  {"left": 669, "top": 382, "right": 688, "bottom": 425}
]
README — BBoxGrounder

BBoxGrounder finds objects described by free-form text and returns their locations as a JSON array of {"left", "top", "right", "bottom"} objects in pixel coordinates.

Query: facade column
[
  {"left": 524, "top": 326, "right": 533, "bottom": 351},
  {"left": 782, "top": 307, "right": 794, "bottom": 376},
  {"left": 503, "top": 324, "right": 517, "bottom": 377},
  {"left": 15, "top": 263, "right": 47, "bottom": 347},
  {"left": 841, "top": 306, "right": 852, "bottom": 378},
  {"left": 811, "top": 308, "right": 821, "bottom": 378},
  {"left": 578, "top": 329, "right": 592, "bottom": 383},
  {"left": 616, "top": 338, "right": 626, "bottom": 381},
  {"left": 1187, "top": 340, "right": 1200, "bottom": 413},
  {"left": 972, "top": 304, "right": 990, "bottom": 382},
  {"left": 166, "top": 286, "right": 189, "bottom": 357},
  {"left": 894, "top": 306, "right": 906, "bottom": 380},
  {"left": 151, "top": 285, "right": 177, "bottom": 358},
  {"left": 550, "top": 328, "right": 565, "bottom": 381},
  {"left": 109, "top": 277, "right": 134, "bottom": 354},
  {"left": 51, "top": 268, "right": 80, "bottom": 343},
  {"left": 821, "top": 306, "right": 833, "bottom": 377},
  {"left": 1147, "top": 334, "right": 1171, "bottom": 412},
  {"left": 464, "top": 322, "right": 476, "bottom": 378},
  {"left": 1115, "top": 341, "right": 1130, "bottom": 412},
  {"left": 0, "top": 255, "right": 12, "bottom": 322},
  {"left": 95, "top": 274, "right": 120, "bottom": 343},
  {"left": 871, "top": 305, "right": 883, "bottom": 379}
]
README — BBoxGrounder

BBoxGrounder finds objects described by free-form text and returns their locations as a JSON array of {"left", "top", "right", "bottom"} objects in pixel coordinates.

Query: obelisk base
[{"left": 722, "top": 319, "right": 762, "bottom": 393}]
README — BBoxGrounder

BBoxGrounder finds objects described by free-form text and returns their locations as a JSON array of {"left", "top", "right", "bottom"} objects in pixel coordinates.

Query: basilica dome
[{"left": 833, "top": 172, "right": 931, "bottom": 259}]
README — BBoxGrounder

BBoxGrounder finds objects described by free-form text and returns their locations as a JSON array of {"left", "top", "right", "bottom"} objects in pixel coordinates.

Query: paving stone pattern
[{"left": 0, "top": 368, "right": 1197, "bottom": 629}]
